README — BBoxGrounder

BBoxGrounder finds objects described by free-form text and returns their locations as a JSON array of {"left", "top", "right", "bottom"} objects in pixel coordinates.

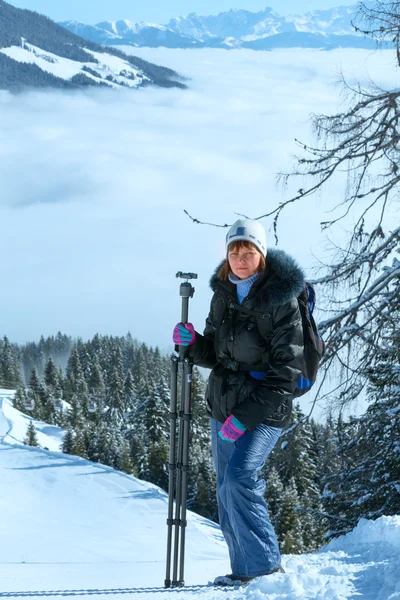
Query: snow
[
  {"left": 100, "top": 20, "right": 167, "bottom": 35},
  {"left": 0, "top": 43, "right": 145, "bottom": 88},
  {"left": 83, "top": 49, "right": 146, "bottom": 83},
  {"left": 108, "top": 21, "right": 119, "bottom": 35},
  {"left": 0, "top": 391, "right": 399, "bottom": 599},
  {"left": 138, "top": 21, "right": 168, "bottom": 31},
  {"left": 0, "top": 389, "right": 64, "bottom": 450},
  {"left": 0, "top": 45, "right": 86, "bottom": 81}
]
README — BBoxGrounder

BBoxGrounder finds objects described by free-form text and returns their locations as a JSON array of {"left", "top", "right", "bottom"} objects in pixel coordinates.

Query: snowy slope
[
  {"left": 0, "top": 43, "right": 147, "bottom": 89},
  {"left": 0, "top": 393, "right": 230, "bottom": 589},
  {"left": 0, "top": 392, "right": 399, "bottom": 598},
  {"left": 0, "top": 390, "right": 64, "bottom": 450}
]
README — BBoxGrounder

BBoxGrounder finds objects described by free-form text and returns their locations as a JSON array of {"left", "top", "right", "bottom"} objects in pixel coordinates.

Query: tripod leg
[
  {"left": 166, "top": 273, "right": 197, "bottom": 589},
  {"left": 171, "top": 363, "right": 186, "bottom": 587},
  {"left": 178, "top": 357, "right": 193, "bottom": 586},
  {"left": 165, "top": 355, "right": 179, "bottom": 588}
]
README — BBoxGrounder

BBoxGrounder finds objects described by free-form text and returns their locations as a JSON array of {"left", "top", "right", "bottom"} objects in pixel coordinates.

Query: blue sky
[{"left": 9, "top": 0, "right": 356, "bottom": 24}]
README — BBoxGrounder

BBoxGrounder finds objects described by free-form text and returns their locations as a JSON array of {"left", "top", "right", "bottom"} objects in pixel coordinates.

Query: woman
[{"left": 173, "top": 218, "right": 304, "bottom": 586}]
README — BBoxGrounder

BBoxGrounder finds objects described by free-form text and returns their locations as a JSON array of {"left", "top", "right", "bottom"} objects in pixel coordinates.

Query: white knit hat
[{"left": 225, "top": 219, "right": 267, "bottom": 256}]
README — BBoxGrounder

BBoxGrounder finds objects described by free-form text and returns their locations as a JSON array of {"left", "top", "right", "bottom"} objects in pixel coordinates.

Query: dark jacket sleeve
[
  {"left": 187, "top": 295, "right": 218, "bottom": 369},
  {"left": 232, "top": 298, "right": 303, "bottom": 431}
]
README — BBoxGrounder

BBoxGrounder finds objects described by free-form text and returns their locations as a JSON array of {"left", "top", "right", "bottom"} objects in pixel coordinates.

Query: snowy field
[
  {"left": 1, "top": 47, "right": 399, "bottom": 356},
  {"left": 0, "top": 388, "right": 399, "bottom": 599}
]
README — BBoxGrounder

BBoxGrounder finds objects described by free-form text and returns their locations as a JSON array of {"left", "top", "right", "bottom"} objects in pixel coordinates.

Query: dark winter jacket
[{"left": 189, "top": 249, "right": 305, "bottom": 430}]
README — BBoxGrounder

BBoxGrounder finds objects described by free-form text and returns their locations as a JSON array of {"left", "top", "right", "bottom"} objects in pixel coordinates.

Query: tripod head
[
  {"left": 176, "top": 272, "right": 197, "bottom": 300},
  {"left": 176, "top": 272, "right": 198, "bottom": 281}
]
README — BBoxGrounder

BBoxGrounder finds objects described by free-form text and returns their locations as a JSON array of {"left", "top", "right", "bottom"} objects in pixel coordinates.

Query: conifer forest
[{"left": 1, "top": 327, "right": 398, "bottom": 554}]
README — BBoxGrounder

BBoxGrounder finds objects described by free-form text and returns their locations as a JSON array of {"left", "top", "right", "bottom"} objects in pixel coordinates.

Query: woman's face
[{"left": 228, "top": 244, "right": 261, "bottom": 279}]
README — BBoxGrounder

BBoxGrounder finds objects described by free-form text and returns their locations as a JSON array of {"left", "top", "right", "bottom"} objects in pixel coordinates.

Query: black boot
[
  {"left": 213, "top": 574, "right": 249, "bottom": 586},
  {"left": 213, "top": 566, "right": 285, "bottom": 587}
]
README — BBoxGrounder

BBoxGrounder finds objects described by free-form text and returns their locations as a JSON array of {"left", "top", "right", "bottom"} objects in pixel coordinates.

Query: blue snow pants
[{"left": 210, "top": 418, "right": 282, "bottom": 578}]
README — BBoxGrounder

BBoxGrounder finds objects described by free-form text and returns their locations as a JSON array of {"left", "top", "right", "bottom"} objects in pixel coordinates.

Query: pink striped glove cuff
[{"left": 218, "top": 415, "right": 246, "bottom": 442}]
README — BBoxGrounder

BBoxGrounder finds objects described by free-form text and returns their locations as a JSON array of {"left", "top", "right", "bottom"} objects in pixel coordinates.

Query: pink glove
[
  {"left": 218, "top": 415, "right": 247, "bottom": 442},
  {"left": 173, "top": 322, "right": 196, "bottom": 347}
]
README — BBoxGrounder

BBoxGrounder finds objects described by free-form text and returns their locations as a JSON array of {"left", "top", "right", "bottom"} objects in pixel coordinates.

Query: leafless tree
[
  {"left": 186, "top": 1, "right": 400, "bottom": 413},
  {"left": 263, "top": 1, "right": 400, "bottom": 411}
]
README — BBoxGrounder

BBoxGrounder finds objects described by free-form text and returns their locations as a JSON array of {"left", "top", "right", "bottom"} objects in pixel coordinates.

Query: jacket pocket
[
  {"left": 206, "top": 365, "right": 227, "bottom": 419},
  {"left": 225, "top": 372, "right": 253, "bottom": 416}
]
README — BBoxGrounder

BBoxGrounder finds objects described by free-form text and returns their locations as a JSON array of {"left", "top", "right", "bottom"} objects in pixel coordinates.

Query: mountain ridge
[{"left": 60, "top": 3, "right": 378, "bottom": 50}]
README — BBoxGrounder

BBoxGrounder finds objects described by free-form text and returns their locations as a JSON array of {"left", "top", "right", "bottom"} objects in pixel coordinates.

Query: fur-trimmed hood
[{"left": 210, "top": 248, "right": 305, "bottom": 308}]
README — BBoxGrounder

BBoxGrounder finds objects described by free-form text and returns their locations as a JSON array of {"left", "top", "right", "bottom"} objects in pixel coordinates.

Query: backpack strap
[
  {"left": 228, "top": 302, "right": 273, "bottom": 342},
  {"left": 219, "top": 357, "right": 268, "bottom": 372},
  {"left": 228, "top": 301, "right": 271, "bottom": 322},
  {"left": 305, "top": 283, "right": 316, "bottom": 315},
  {"left": 218, "top": 302, "right": 272, "bottom": 372}
]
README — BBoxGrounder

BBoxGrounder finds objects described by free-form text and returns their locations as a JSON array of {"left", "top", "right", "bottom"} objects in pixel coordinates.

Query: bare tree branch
[{"left": 184, "top": 1, "right": 400, "bottom": 413}]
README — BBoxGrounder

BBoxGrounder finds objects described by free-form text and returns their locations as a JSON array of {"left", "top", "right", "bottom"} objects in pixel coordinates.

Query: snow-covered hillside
[
  {"left": 0, "top": 389, "right": 399, "bottom": 599},
  {"left": 0, "top": 43, "right": 148, "bottom": 89},
  {"left": 0, "top": 0, "right": 185, "bottom": 91}
]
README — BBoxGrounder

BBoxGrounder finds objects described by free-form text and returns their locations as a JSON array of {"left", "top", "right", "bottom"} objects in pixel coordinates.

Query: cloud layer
[{"left": 0, "top": 47, "right": 398, "bottom": 355}]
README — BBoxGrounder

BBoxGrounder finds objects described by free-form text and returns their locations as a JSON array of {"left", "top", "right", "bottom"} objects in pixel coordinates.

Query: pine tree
[
  {"left": 187, "top": 368, "right": 217, "bottom": 520},
  {"left": 123, "top": 333, "right": 135, "bottom": 372},
  {"left": 44, "top": 357, "right": 60, "bottom": 391},
  {"left": 132, "top": 344, "right": 149, "bottom": 388},
  {"left": 27, "top": 368, "right": 43, "bottom": 420},
  {"left": 360, "top": 316, "right": 400, "bottom": 518},
  {"left": 62, "top": 429, "right": 75, "bottom": 454},
  {"left": 72, "top": 428, "right": 88, "bottom": 458},
  {"left": 322, "top": 415, "right": 362, "bottom": 537},
  {"left": 278, "top": 405, "right": 320, "bottom": 499},
  {"left": 123, "top": 369, "right": 135, "bottom": 412},
  {"left": 275, "top": 478, "right": 304, "bottom": 554},
  {"left": 271, "top": 404, "right": 324, "bottom": 550},
  {"left": 265, "top": 466, "right": 284, "bottom": 529},
  {"left": 65, "top": 350, "right": 89, "bottom": 426},
  {"left": 38, "top": 385, "right": 56, "bottom": 424},
  {"left": 13, "top": 387, "right": 27, "bottom": 411},
  {"left": 65, "top": 347, "right": 85, "bottom": 397},
  {"left": 86, "top": 358, "right": 106, "bottom": 424},
  {"left": 1, "top": 336, "right": 22, "bottom": 388},
  {"left": 88, "top": 358, "right": 105, "bottom": 396},
  {"left": 119, "top": 440, "right": 134, "bottom": 475},
  {"left": 67, "top": 393, "right": 85, "bottom": 429},
  {"left": 324, "top": 312, "right": 400, "bottom": 535},
  {"left": 313, "top": 413, "right": 341, "bottom": 490},
  {"left": 36, "top": 336, "right": 47, "bottom": 378},
  {"left": 139, "top": 376, "right": 169, "bottom": 488},
  {"left": 24, "top": 421, "right": 39, "bottom": 447},
  {"left": 105, "top": 366, "right": 124, "bottom": 426}
]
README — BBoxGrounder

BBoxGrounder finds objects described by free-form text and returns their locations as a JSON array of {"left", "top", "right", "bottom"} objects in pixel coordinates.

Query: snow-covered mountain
[
  {"left": 1, "top": 388, "right": 400, "bottom": 599},
  {"left": 63, "top": 19, "right": 202, "bottom": 49},
  {"left": 60, "top": 3, "right": 377, "bottom": 50},
  {"left": 0, "top": 0, "right": 185, "bottom": 92}
]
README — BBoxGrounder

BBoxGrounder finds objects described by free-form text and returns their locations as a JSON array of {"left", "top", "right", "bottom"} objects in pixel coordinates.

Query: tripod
[{"left": 165, "top": 271, "right": 198, "bottom": 589}]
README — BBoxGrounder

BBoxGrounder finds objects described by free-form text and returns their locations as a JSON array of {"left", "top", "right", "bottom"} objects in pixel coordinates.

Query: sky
[
  {"left": 7, "top": 0, "right": 358, "bottom": 24},
  {"left": 1, "top": 389, "right": 400, "bottom": 599}
]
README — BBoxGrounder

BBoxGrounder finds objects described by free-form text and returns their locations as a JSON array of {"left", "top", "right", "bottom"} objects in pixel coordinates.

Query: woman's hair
[{"left": 218, "top": 240, "right": 266, "bottom": 281}]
